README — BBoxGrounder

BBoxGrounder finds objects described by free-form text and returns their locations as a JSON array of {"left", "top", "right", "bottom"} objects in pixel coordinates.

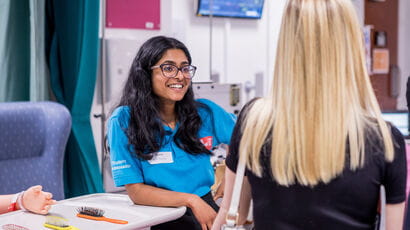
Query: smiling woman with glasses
[{"left": 106, "top": 36, "right": 236, "bottom": 230}]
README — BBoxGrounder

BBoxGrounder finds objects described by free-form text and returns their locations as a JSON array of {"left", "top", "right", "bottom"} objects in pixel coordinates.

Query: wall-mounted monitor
[
  {"left": 381, "top": 111, "right": 409, "bottom": 137},
  {"left": 197, "top": 0, "right": 265, "bottom": 19}
]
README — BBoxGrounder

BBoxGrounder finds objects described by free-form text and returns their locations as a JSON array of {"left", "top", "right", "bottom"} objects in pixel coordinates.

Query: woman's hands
[
  {"left": 20, "top": 185, "right": 56, "bottom": 214},
  {"left": 188, "top": 194, "right": 217, "bottom": 230},
  {"left": 126, "top": 183, "right": 218, "bottom": 229}
]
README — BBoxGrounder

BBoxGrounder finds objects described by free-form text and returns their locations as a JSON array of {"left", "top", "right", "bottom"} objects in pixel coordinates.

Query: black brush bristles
[{"left": 77, "top": 206, "right": 105, "bottom": 217}]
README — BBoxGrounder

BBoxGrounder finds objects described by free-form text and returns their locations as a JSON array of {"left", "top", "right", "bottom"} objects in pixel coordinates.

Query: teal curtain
[
  {"left": 47, "top": 0, "right": 104, "bottom": 198},
  {"left": 29, "top": 0, "right": 50, "bottom": 101},
  {"left": 0, "top": 0, "right": 49, "bottom": 102}
]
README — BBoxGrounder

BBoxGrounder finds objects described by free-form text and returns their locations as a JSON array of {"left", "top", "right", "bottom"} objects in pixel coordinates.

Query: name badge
[{"left": 148, "top": 151, "right": 174, "bottom": 164}]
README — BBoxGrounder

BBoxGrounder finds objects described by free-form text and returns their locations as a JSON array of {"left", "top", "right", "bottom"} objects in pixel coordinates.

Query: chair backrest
[{"left": 0, "top": 101, "right": 71, "bottom": 200}]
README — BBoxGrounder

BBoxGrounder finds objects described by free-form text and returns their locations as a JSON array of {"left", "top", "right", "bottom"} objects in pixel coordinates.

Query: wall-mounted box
[{"left": 106, "top": 0, "right": 160, "bottom": 30}]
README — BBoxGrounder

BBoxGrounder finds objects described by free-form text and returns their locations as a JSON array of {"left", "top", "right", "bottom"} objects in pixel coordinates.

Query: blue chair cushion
[
  {"left": 0, "top": 105, "right": 46, "bottom": 160},
  {"left": 0, "top": 101, "right": 71, "bottom": 200}
]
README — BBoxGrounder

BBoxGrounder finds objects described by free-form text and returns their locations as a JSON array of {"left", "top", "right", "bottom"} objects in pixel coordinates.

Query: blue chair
[{"left": 0, "top": 101, "right": 71, "bottom": 200}]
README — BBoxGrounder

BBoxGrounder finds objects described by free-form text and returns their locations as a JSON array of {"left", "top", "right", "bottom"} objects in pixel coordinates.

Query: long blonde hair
[{"left": 239, "top": 0, "right": 394, "bottom": 186}]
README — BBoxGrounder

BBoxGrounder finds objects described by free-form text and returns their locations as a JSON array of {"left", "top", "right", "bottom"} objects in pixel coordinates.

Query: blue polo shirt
[{"left": 107, "top": 99, "right": 236, "bottom": 197}]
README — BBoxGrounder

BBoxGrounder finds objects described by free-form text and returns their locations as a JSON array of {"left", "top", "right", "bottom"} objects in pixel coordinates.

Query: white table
[{"left": 0, "top": 193, "right": 186, "bottom": 230}]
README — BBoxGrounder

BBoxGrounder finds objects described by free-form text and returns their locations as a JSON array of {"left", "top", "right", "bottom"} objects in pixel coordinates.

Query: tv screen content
[
  {"left": 381, "top": 111, "right": 409, "bottom": 137},
  {"left": 197, "top": 0, "right": 265, "bottom": 19}
]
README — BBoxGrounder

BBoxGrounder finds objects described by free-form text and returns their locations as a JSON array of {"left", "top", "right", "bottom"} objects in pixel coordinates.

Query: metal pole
[
  {"left": 209, "top": 0, "right": 213, "bottom": 80},
  {"left": 100, "top": 0, "right": 107, "bottom": 185}
]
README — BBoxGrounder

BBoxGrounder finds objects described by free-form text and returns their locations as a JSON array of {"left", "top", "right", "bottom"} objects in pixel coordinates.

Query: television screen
[
  {"left": 381, "top": 111, "right": 409, "bottom": 137},
  {"left": 197, "top": 0, "right": 265, "bottom": 19}
]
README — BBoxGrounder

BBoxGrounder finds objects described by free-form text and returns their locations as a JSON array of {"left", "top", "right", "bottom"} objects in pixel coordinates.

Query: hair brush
[
  {"left": 43, "top": 215, "right": 79, "bottom": 230},
  {"left": 76, "top": 206, "right": 128, "bottom": 224}
]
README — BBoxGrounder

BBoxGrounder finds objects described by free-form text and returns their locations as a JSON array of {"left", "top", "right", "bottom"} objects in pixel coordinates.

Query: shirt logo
[
  {"left": 200, "top": 136, "right": 213, "bottom": 150},
  {"left": 111, "top": 160, "right": 131, "bottom": 170}
]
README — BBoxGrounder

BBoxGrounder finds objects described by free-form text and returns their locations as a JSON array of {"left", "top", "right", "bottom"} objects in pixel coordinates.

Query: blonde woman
[{"left": 212, "top": 0, "right": 406, "bottom": 229}]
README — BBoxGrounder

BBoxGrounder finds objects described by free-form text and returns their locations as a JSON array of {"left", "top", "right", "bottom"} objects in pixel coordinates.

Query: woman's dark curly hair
[{"left": 115, "top": 36, "right": 211, "bottom": 160}]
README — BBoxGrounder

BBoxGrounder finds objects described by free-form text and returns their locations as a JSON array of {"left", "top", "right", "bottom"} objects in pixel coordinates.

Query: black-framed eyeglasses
[{"left": 151, "top": 64, "right": 197, "bottom": 79}]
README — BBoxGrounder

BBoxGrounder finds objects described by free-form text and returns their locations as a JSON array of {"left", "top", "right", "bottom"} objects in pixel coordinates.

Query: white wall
[
  {"left": 352, "top": 0, "right": 365, "bottom": 25},
  {"left": 184, "top": 0, "right": 286, "bottom": 98}
]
